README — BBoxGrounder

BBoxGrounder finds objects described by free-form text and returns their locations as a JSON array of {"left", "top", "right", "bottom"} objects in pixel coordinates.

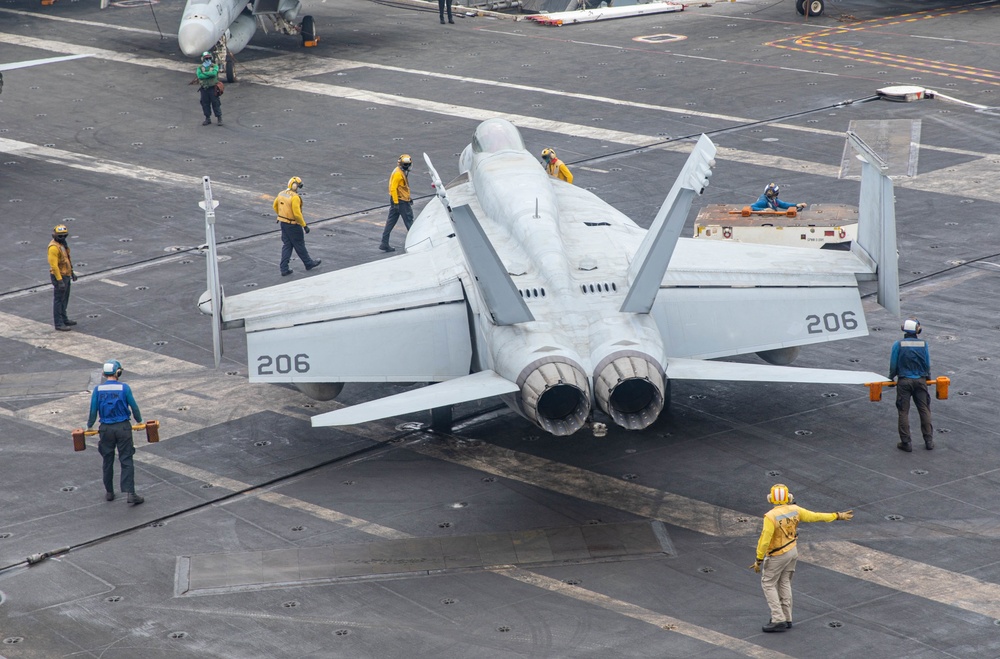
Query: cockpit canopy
[{"left": 471, "top": 118, "right": 526, "bottom": 154}]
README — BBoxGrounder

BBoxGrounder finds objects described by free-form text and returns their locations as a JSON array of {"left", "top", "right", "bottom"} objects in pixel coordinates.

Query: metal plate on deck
[
  {"left": 177, "top": 521, "right": 674, "bottom": 595},
  {"left": 839, "top": 119, "right": 921, "bottom": 179}
]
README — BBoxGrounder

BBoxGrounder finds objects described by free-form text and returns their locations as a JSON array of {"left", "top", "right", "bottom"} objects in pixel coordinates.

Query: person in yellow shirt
[
  {"left": 379, "top": 154, "right": 413, "bottom": 253},
  {"left": 751, "top": 484, "right": 853, "bottom": 632},
  {"left": 541, "top": 148, "right": 573, "bottom": 184},
  {"left": 47, "top": 224, "right": 76, "bottom": 331},
  {"left": 274, "top": 177, "right": 321, "bottom": 276}
]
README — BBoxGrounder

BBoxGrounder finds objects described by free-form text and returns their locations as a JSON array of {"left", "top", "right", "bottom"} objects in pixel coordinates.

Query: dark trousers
[
  {"left": 381, "top": 200, "right": 413, "bottom": 247},
  {"left": 199, "top": 86, "right": 222, "bottom": 119},
  {"left": 280, "top": 222, "right": 316, "bottom": 273},
  {"left": 896, "top": 378, "right": 933, "bottom": 444},
  {"left": 439, "top": 0, "right": 453, "bottom": 19},
  {"left": 98, "top": 420, "right": 136, "bottom": 494},
  {"left": 50, "top": 274, "right": 71, "bottom": 328}
]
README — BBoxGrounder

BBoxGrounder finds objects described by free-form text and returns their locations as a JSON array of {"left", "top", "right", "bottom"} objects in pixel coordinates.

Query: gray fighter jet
[
  {"left": 203, "top": 119, "right": 897, "bottom": 436},
  {"left": 178, "top": 0, "right": 317, "bottom": 81}
]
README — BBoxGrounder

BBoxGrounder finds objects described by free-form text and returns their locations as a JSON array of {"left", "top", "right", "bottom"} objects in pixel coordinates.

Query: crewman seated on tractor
[{"left": 751, "top": 183, "right": 806, "bottom": 212}]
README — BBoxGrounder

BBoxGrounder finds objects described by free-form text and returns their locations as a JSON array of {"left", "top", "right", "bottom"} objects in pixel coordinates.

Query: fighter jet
[
  {"left": 0, "top": 54, "right": 90, "bottom": 96},
  {"left": 202, "top": 119, "right": 897, "bottom": 436},
  {"left": 178, "top": 0, "right": 317, "bottom": 81}
]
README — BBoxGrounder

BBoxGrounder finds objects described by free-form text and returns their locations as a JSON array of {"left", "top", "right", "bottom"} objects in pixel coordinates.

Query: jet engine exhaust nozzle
[
  {"left": 519, "top": 360, "right": 590, "bottom": 436},
  {"left": 594, "top": 355, "right": 665, "bottom": 431}
]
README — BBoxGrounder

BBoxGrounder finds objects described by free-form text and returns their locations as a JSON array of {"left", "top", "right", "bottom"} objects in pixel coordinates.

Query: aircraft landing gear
[
  {"left": 430, "top": 405, "right": 453, "bottom": 432},
  {"left": 224, "top": 49, "right": 236, "bottom": 83},
  {"left": 301, "top": 15, "right": 318, "bottom": 47},
  {"left": 796, "top": 0, "right": 824, "bottom": 16}
]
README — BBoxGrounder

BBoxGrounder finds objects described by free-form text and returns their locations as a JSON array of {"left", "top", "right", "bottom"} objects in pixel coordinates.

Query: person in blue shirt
[
  {"left": 87, "top": 360, "right": 144, "bottom": 504},
  {"left": 751, "top": 183, "right": 807, "bottom": 212},
  {"left": 889, "top": 318, "right": 933, "bottom": 452}
]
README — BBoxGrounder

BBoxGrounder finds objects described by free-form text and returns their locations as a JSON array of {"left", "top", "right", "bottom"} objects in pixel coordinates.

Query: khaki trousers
[{"left": 761, "top": 546, "right": 797, "bottom": 623}]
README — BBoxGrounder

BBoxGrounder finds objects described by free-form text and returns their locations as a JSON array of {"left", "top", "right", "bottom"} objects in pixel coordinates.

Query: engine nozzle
[
  {"left": 594, "top": 354, "right": 665, "bottom": 430},
  {"left": 518, "top": 360, "right": 590, "bottom": 436}
]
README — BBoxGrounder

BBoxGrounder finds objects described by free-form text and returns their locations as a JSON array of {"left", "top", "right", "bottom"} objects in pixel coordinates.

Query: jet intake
[
  {"left": 594, "top": 354, "right": 665, "bottom": 430},
  {"left": 278, "top": 0, "right": 302, "bottom": 22},
  {"left": 518, "top": 360, "right": 590, "bottom": 436},
  {"left": 225, "top": 13, "right": 257, "bottom": 55}
]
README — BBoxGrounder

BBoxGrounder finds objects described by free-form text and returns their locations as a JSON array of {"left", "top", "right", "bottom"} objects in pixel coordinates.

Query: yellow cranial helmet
[
  {"left": 541, "top": 148, "right": 555, "bottom": 161},
  {"left": 398, "top": 154, "right": 412, "bottom": 166},
  {"left": 767, "top": 483, "right": 792, "bottom": 505},
  {"left": 53, "top": 224, "right": 69, "bottom": 236},
  {"left": 287, "top": 176, "right": 303, "bottom": 191}
]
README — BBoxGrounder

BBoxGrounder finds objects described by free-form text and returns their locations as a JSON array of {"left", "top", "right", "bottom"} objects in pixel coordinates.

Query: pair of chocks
[
  {"left": 866, "top": 377, "right": 950, "bottom": 402},
  {"left": 71, "top": 420, "right": 160, "bottom": 452}
]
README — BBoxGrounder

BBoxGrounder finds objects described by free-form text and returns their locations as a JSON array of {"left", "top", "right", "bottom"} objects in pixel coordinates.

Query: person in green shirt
[{"left": 196, "top": 51, "right": 222, "bottom": 126}]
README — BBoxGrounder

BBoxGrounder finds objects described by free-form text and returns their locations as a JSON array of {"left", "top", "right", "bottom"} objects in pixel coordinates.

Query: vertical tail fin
[
  {"left": 620, "top": 134, "right": 716, "bottom": 314},
  {"left": 848, "top": 131, "right": 900, "bottom": 317},
  {"left": 199, "top": 176, "right": 224, "bottom": 367}
]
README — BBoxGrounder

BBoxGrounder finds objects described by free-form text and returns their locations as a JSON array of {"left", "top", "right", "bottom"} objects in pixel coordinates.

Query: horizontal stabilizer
[
  {"left": 310, "top": 370, "right": 520, "bottom": 427},
  {"left": 666, "top": 358, "right": 884, "bottom": 385},
  {"left": 451, "top": 204, "right": 534, "bottom": 326}
]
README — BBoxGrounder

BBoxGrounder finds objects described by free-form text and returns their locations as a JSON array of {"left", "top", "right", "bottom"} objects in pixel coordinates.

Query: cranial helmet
[
  {"left": 764, "top": 182, "right": 779, "bottom": 198},
  {"left": 201, "top": 51, "right": 212, "bottom": 60},
  {"left": 902, "top": 317, "right": 922, "bottom": 335},
  {"left": 288, "top": 176, "right": 303, "bottom": 191},
  {"left": 398, "top": 154, "right": 412, "bottom": 168},
  {"left": 102, "top": 360, "right": 123, "bottom": 377},
  {"left": 53, "top": 224, "right": 69, "bottom": 237},
  {"left": 767, "top": 483, "right": 793, "bottom": 505},
  {"left": 541, "top": 148, "right": 555, "bottom": 161}
]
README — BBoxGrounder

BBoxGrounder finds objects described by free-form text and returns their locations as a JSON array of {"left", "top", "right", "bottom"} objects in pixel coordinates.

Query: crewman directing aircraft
[{"left": 751, "top": 484, "right": 852, "bottom": 632}]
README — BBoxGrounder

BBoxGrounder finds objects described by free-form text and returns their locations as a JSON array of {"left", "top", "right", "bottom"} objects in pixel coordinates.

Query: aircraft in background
[
  {"left": 178, "top": 0, "right": 317, "bottom": 82},
  {"left": 201, "top": 119, "right": 898, "bottom": 437},
  {"left": 0, "top": 54, "right": 90, "bottom": 96}
]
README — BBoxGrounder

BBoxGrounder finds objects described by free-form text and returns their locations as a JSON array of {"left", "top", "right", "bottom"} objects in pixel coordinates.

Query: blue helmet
[
  {"left": 102, "top": 360, "right": 123, "bottom": 377},
  {"left": 764, "top": 183, "right": 779, "bottom": 199},
  {"left": 901, "top": 318, "right": 921, "bottom": 335}
]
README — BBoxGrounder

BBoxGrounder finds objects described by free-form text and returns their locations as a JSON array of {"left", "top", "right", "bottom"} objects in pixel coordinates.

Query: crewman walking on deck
[
  {"left": 197, "top": 51, "right": 223, "bottom": 126},
  {"left": 274, "top": 176, "right": 321, "bottom": 276},
  {"left": 379, "top": 154, "right": 413, "bottom": 252},
  {"left": 541, "top": 148, "right": 573, "bottom": 184},
  {"left": 751, "top": 183, "right": 805, "bottom": 212},
  {"left": 751, "top": 484, "right": 852, "bottom": 632},
  {"left": 47, "top": 223, "right": 76, "bottom": 332},
  {"left": 890, "top": 317, "right": 934, "bottom": 451},
  {"left": 87, "top": 360, "right": 144, "bottom": 505}
]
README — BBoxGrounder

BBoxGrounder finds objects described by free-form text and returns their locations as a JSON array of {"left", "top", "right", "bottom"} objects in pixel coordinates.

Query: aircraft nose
[{"left": 178, "top": 18, "right": 217, "bottom": 58}]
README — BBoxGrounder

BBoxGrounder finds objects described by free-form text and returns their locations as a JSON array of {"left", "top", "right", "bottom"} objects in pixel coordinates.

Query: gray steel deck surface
[{"left": 0, "top": 0, "right": 999, "bottom": 656}]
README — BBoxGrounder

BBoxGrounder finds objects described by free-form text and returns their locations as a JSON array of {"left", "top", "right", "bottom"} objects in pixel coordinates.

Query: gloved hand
[
  {"left": 71, "top": 272, "right": 78, "bottom": 282},
  {"left": 796, "top": 203, "right": 807, "bottom": 211},
  {"left": 54, "top": 278, "right": 68, "bottom": 290},
  {"left": 837, "top": 510, "right": 853, "bottom": 520},
  {"left": 303, "top": 225, "right": 310, "bottom": 234},
  {"left": 750, "top": 559, "right": 762, "bottom": 573}
]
